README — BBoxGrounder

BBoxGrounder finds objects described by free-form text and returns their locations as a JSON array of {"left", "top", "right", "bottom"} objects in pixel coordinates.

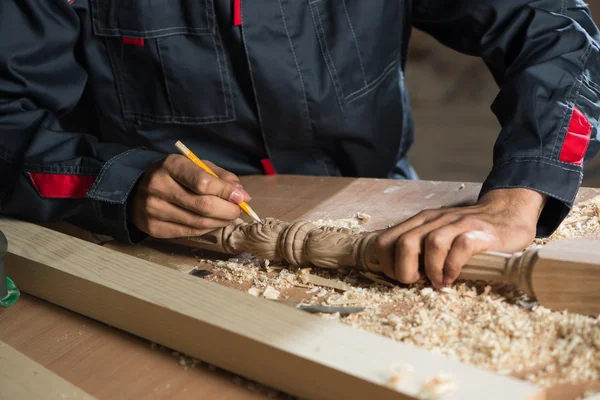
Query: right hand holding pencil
[{"left": 130, "top": 154, "right": 251, "bottom": 238}]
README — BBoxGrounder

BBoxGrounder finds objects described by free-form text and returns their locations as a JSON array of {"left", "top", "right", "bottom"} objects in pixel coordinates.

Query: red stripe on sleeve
[
  {"left": 28, "top": 173, "right": 97, "bottom": 199},
  {"left": 559, "top": 106, "right": 593, "bottom": 165},
  {"left": 260, "top": 159, "right": 276, "bottom": 175}
]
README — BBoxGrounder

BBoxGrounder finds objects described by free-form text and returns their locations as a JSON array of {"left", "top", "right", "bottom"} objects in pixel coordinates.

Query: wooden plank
[
  {"left": 1, "top": 217, "right": 544, "bottom": 400},
  {"left": 0, "top": 339, "right": 95, "bottom": 400},
  {"left": 0, "top": 294, "right": 268, "bottom": 400}
]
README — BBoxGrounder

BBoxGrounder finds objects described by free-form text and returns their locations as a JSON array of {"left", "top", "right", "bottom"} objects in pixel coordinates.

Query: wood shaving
[
  {"left": 248, "top": 287, "right": 262, "bottom": 297},
  {"left": 326, "top": 297, "right": 364, "bottom": 306},
  {"left": 310, "top": 218, "right": 364, "bottom": 234},
  {"left": 419, "top": 373, "right": 458, "bottom": 399},
  {"left": 263, "top": 286, "right": 280, "bottom": 300},
  {"left": 299, "top": 268, "right": 351, "bottom": 291},
  {"left": 360, "top": 271, "right": 395, "bottom": 287},
  {"left": 354, "top": 212, "right": 372, "bottom": 223},
  {"left": 386, "top": 362, "right": 414, "bottom": 389},
  {"left": 384, "top": 186, "right": 403, "bottom": 194},
  {"left": 535, "top": 195, "right": 600, "bottom": 245}
]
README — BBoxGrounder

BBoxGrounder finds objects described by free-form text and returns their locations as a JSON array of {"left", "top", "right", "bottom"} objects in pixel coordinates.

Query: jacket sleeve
[
  {"left": 413, "top": 0, "right": 600, "bottom": 237},
  {"left": 0, "top": 1, "right": 165, "bottom": 242}
]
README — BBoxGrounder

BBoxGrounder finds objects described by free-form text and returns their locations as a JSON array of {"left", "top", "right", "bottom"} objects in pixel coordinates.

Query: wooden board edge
[
  {"left": 0, "top": 218, "right": 546, "bottom": 400},
  {"left": 0, "top": 339, "right": 96, "bottom": 400}
]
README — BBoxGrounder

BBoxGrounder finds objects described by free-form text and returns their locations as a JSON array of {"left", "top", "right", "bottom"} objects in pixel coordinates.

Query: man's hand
[
  {"left": 131, "top": 154, "right": 250, "bottom": 238},
  {"left": 373, "top": 188, "right": 547, "bottom": 288}
]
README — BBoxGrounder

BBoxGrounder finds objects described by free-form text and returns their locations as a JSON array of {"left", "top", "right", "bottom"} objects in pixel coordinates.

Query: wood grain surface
[
  {"left": 0, "top": 176, "right": 598, "bottom": 399},
  {"left": 0, "top": 339, "right": 95, "bottom": 400},
  {"left": 0, "top": 214, "right": 543, "bottom": 400}
]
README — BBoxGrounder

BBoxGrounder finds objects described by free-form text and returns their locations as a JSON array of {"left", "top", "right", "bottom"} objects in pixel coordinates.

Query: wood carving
[
  {"left": 176, "top": 219, "right": 379, "bottom": 270},
  {"left": 176, "top": 219, "right": 600, "bottom": 316}
]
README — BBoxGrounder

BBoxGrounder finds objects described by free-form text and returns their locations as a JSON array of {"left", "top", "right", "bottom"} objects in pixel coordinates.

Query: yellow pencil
[{"left": 175, "top": 140, "right": 262, "bottom": 224}]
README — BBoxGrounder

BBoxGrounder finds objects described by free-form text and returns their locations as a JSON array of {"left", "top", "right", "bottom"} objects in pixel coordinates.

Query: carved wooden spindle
[
  {"left": 175, "top": 219, "right": 600, "bottom": 315},
  {"left": 177, "top": 219, "right": 538, "bottom": 281},
  {"left": 177, "top": 219, "right": 379, "bottom": 270}
]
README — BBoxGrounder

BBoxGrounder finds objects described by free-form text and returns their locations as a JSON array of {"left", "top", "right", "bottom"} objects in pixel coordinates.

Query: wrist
[{"left": 478, "top": 188, "right": 547, "bottom": 218}]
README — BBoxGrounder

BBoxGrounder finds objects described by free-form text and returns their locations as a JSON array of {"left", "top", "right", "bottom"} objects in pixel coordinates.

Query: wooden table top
[{"left": 1, "top": 176, "right": 598, "bottom": 399}]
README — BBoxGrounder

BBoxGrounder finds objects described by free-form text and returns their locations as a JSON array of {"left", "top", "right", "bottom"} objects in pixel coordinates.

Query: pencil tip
[{"left": 247, "top": 209, "right": 262, "bottom": 225}]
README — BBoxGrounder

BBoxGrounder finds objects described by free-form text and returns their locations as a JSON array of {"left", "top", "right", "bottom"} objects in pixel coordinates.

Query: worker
[{"left": 1, "top": 1, "right": 599, "bottom": 289}]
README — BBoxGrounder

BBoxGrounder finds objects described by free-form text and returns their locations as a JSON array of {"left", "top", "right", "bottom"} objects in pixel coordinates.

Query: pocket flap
[{"left": 90, "top": 0, "right": 214, "bottom": 38}]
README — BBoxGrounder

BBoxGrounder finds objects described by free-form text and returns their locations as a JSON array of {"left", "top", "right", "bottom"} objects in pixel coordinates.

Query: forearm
[
  {"left": 0, "top": 0, "right": 165, "bottom": 242},
  {"left": 415, "top": 0, "right": 600, "bottom": 236}
]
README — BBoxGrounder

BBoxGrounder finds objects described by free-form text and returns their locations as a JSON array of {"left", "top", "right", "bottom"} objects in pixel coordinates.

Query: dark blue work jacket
[{"left": 1, "top": 0, "right": 599, "bottom": 242}]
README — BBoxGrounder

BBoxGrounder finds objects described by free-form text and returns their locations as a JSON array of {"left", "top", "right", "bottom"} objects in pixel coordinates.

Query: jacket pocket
[
  {"left": 90, "top": 0, "right": 234, "bottom": 126},
  {"left": 308, "top": 0, "right": 402, "bottom": 106}
]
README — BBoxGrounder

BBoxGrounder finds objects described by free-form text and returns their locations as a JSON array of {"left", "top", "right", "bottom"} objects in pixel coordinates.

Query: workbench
[{"left": 0, "top": 176, "right": 598, "bottom": 399}]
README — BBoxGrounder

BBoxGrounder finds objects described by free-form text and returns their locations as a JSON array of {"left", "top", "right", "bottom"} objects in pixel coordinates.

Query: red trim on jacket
[
  {"left": 122, "top": 37, "right": 145, "bottom": 46},
  {"left": 233, "top": 0, "right": 242, "bottom": 26},
  {"left": 28, "top": 173, "right": 96, "bottom": 199},
  {"left": 559, "top": 106, "right": 593, "bottom": 165},
  {"left": 260, "top": 159, "right": 276, "bottom": 175}
]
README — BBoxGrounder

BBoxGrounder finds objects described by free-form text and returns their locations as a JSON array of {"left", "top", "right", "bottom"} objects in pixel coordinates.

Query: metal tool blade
[
  {"left": 295, "top": 304, "right": 365, "bottom": 315},
  {"left": 188, "top": 269, "right": 214, "bottom": 278}
]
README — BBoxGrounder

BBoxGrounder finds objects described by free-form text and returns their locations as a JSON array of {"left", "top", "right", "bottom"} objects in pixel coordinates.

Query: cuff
[
  {"left": 479, "top": 157, "right": 583, "bottom": 238},
  {"left": 87, "top": 149, "right": 166, "bottom": 243}
]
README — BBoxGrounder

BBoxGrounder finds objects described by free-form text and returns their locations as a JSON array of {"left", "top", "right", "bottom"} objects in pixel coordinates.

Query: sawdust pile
[
  {"left": 204, "top": 257, "right": 600, "bottom": 388},
  {"left": 193, "top": 196, "right": 600, "bottom": 396},
  {"left": 535, "top": 195, "right": 600, "bottom": 245}
]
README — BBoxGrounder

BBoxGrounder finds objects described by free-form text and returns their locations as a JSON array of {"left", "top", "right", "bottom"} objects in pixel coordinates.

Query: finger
[
  {"left": 166, "top": 156, "right": 250, "bottom": 202},
  {"left": 444, "top": 230, "right": 498, "bottom": 285},
  {"left": 374, "top": 210, "right": 441, "bottom": 278},
  {"left": 390, "top": 213, "right": 463, "bottom": 283},
  {"left": 146, "top": 174, "right": 242, "bottom": 221},
  {"left": 203, "top": 160, "right": 243, "bottom": 187},
  {"left": 143, "top": 219, "right": 214, "bottom": 239},
  {"left": 372, "top": 234, "right": 397, "bottom": 281},
  {"left": 202, "top": 160, "right": 252, "bottom": 202},
  {"left": 375, "top": 210, "right": 456, "bottom": 282},
  {"left": 393, "top": 233, "right": 422, "bottom": 284},
  {"left": 146, "top": 196, "right": 236, "bottom": 231},
  {"left": 377, "top": 210, "right": 441, "bottom": 247},
  {"left": 171, "top": 190, "right": 241, "bottom": 221},
  {"left": 423, "top": 223, "right": 467, "bottom": 289}
]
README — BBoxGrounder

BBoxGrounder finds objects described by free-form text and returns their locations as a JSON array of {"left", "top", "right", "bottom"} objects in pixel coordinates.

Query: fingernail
[
  {"left": 240, "top": 188, "right": 251, "bottom": 201},
  {"left": 235, "top": 183, "right": 244, "bottom": 189},
  {"left": 443, "top": 277, "right": 453, "bottom": 285},
  {"left": 229, "top": 190, "right": 243, "bottom": 203}
]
